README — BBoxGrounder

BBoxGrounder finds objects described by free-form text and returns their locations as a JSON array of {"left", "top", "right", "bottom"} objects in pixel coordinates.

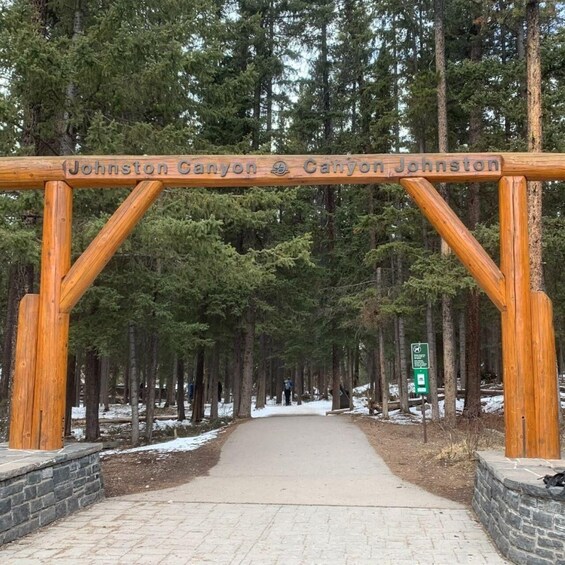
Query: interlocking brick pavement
[{"left": 0, "top": 416, "right": 508, "bottom": 564}]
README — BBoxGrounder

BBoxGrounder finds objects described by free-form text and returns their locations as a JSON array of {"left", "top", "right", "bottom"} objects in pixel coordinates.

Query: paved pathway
[{"left": 0, "top": 415, "right": 507, "bottom": 564}]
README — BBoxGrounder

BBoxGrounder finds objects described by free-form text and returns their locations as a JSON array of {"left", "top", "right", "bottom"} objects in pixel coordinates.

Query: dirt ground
[
  {"left": 355, "top": 414, "right": 506, "bottom": 506},
  {"left": 101, "top": 422, "right": 239, "bottom": 497},
  {"left": 101, "top": 412, "right": 510, "bottom": 505}
]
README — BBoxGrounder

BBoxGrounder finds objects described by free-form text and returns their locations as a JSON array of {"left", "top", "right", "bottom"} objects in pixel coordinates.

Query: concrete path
[{"left": 0, "top": 415, "right": 507, "bottom": 564}]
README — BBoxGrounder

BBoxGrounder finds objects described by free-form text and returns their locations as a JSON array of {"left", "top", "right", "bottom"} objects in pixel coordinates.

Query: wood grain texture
[
  {"left": 60, "top": 180, "right": 164, "bottom": 313},
  {"left": 2, "top": 153, "right": 565, "bottom": 189},
  {"left": 8, "top": 294, "right": 39, "bottom": 449},
  {"left": 400, "top": 177, "right": 506, "bottom": 311},
  {"left": 31, "top": 181, "right": 73, "bottom": 450},
  {"left": 530, "top": 291, "right": 561, "bottom": 459},
  {"left": 499, "top": 176, "right": 537, "bottom": 458},
  {"left": 0, "top": 154, "right": 503, "bottom": 188}
]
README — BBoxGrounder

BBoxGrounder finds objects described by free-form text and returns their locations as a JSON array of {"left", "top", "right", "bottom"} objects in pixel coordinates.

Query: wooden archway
[{"left": 2, "top": 153, "right": 561, "bottom": 458}]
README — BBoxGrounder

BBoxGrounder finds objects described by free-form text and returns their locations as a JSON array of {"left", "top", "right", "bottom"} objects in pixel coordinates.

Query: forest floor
[
  {"left": 101, "top": 409, "right": 510, "bottom": 506},
  {"left": 356, "top": 413, "right": 507, "bottom": 506},
  {"left": 101, "top": 420, "right": 239, "bottom": 497}
]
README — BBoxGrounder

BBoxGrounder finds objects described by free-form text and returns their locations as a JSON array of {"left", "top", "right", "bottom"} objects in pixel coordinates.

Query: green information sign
[
  {"left": 413, "top": 368, "right": 430, "bottom": 395},
  {"left": 411, "top": 342, "right": 429, "bottom": 369}
]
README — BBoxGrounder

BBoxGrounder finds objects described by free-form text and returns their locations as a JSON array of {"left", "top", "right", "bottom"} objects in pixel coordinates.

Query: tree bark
[
  {"left": 255, "top": 334, "right": 267, "bottom": 409},
  {"left": 99, "top": 355, "right": 110, "bottom": 412},
  {"left": 145, "top": 333, "right": 158, "bottom": 441},
  {"left": 398, "top": 317, "right": 410, "bottom": 414},
  {"left": 238, "top": 305, "right": 255, "bottom": 418},
  {"left": 435, "top": 0, "right": 456, "bottom": 424},
  {"left": 459, "top": 311, "right": 466, "bottom": 391},
  {"left": 192, "top": 348, "right": 205, "bottom": 423},
  {"left": 232, "top": 329, "right": 243, "bottom": 418},
  {"left": 526, "top": 0, "right": 543, "bottom": 290},
  {"left": 165, "top": 356, "right": 176, "bottom": 408},
  {"left": 426, "top": 302, "right": 440, "bottom": 421},
  {"left": 464, "top": 16, "right": 484, "bottom": 418},
  {"left": 64, "top": 354, "right": 76, "bottom": 437},
  {"left": 176, "top": 358, "right": 186, "bottom": 421},
  {"left": 129, "top": 323, "right": 140, "bottom": 445},
  {"left": 85, "top": 348, "right": 100, "bottom": 442},
  {"left": 209, "top": 345, "right": 220, "bottom": 419}
]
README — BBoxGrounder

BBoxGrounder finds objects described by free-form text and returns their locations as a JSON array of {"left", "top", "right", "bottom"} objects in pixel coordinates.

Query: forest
[{"left": 0, "top": 0, "right": 564, "bottom": 444}]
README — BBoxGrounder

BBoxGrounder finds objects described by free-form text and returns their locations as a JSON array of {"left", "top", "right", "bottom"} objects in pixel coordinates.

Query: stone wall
[
  {"left": 0, "top": 443, "right": 104, "bottom": 545},
  {"left": 473, "top": 451, "right": 565, "bottom": 565}
]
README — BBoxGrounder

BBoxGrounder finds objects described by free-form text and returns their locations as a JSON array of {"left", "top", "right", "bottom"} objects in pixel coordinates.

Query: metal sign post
[{"left": 411, "top": 344, "right": 430, "bottom": 444}]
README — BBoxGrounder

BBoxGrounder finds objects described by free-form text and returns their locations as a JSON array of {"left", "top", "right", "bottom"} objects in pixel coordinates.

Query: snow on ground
[
  {"left": 73, "top": 385, "right": 565, "bottom": 450},
  {"left": 101, "top": 429, "right": 221, "bottom": 457},
  {"left": 252, "top": 398, "right": 332, "bottom": 417}
]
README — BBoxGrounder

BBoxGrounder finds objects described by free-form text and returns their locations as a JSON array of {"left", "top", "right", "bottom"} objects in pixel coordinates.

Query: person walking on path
[{"left": 283, "top": 378, "right": 293, "bottom": 406}]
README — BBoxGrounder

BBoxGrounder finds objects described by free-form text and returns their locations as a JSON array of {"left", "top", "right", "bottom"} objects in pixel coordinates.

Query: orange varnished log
[
  {"left": 8, "top": 294, "right": 39, "bottom": 449},
  {"left": 400, "top": 177, "right": 506, "bottom": 311},
  {"left": 502, "top": 153, "right": 565, "bottom": 181},
  {"left": 60, "top": 180, "right": 164, "bottom": 313},
  {"left": 31, "top": 181, "right": 73, "bottom": 450},
  {"left": 0, "top": 154, "right": 502, "bottom": 189},
  {"left": 3, "top": 153, "right": 565, "bottom": 189},
  {"left": 531, "top": 291, "right": 561, "bottom": 459},
  {"left": 499, "top": 176, "right": 537, "bottom": 458}
]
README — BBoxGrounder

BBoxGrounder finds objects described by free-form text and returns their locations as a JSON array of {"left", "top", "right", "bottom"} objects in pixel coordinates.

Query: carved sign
[{"left": 62, "top": 155, "right": 502, "bottom": 186}]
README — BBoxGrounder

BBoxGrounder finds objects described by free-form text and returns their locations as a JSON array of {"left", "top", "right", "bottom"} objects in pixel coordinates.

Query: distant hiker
[
  {"left": 218, "top": 381, "right": 223, "bottom": 402},
  {"left": 283, "top": 378, "right": 293, "bottom": 406},
  {"left": 188, "top": 382, "right": 194, "bottom": 402}
]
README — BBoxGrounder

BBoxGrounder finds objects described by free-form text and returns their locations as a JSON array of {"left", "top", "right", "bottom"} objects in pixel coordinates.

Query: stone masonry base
[
  {"left": 473, "top": 450, "right": 565, "bottom": 565},
  {"left": 0, "top": 443, "right": 104, "bottom": 545}
]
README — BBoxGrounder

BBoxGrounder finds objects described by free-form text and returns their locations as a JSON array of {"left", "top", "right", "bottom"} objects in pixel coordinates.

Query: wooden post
[
  {"left": 400, "top": 177, "right": 506, "bottom": 311},
  {"left": 531, "top": 291, "right": 561, "bottom": 459},
  {"left": 31, "top": 181, "right": 73, "bottom": 450},
  {"left": 8, "top": 294, "right": 39, "bottom": 449},
  {"left": 60, "top": 180, "right": 164, "bottom": 313},
  {"left": 499, "top": 176, "right": 537, "bottom": 458}
]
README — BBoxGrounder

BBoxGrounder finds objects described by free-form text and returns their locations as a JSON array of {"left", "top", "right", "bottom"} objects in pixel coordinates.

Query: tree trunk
[
  {"left": 210, "top": 345, "right": 220, "bottom": 420},
  {"left": 464, "top": 18, "right": 484, "bottom": 418},
  {"left": 435, "top": 0, "right": 456, "bottom": 425},
  {"left": 256, "top": 334, "right": 267, "bottom": 409},
  {"left": 165, "top": 356, "right": 176, "bottom": 408},
  {"left": 426, "top": 302, "right": 440, "bottom": 421},
  {"left": 379, "top": 326, "right": 388, "bottom": 419},
  {"left": 398, "top": 316, "right": 410, "bottom": 414},
  {"left": 331, "top": 344, "right": 341, "bottom": 410},
  {"left": 64, "top": 354, "right": 76, "bottom": 437},
  {"left": 232, "top": 330, "right": 243, "bottom": 418},
  {"left": 238, "top": 306, "right": 255, "bottom": 418},
  {"left": 442, "top": 296, "right": 457, "bottom": 425},
  {"left": 459, "top": 311, "right": 466, "bottom": 391},
  {"left": 434, "top": 0, "right": 448, "bottom": 151},
  {"left": 296, "top": 364, "right": 303, "bottom": 406},
  {"left": 192, "top": 348, "right": 205, "bottom": 423},
  {"left": 99, "top": 355, "right": 110, "bottom": 412},
  {"left": 464, "top": 290, "right": 482, "bottom": 417},
  {"left": 176, "top": 358, "right": 186, "bottom": 421},
  {"left": 129, "top": 323, "right": 140, "bottom": 445},
  {"left": 526, "top": 0, "right": 543, "bottom": 290},
  {"left": 145, "top": 333, "right": 158, "bottom": 441},
  {"left": 85, "top": 348, "right": 100, "bottom": 442}
]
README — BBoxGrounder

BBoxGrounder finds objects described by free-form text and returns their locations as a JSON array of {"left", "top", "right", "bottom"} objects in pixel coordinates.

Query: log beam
[
  {"left": 8, "top": 294, "right": 39, "bottom": 449},
  {"left": 31, "top": 181, "right": 73, "bottom": 450},
  {"left": 499, "top": 176, "right": 537, "bottom": 458},
  {"left": 400, "top": 177, "right": 506, "bottom": 312},
  {"left": 59, "top": 180, "right": 164, "bottom": 313},
  {"left": 531, "top": 291, "right": 561, "bottom": 459}
]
